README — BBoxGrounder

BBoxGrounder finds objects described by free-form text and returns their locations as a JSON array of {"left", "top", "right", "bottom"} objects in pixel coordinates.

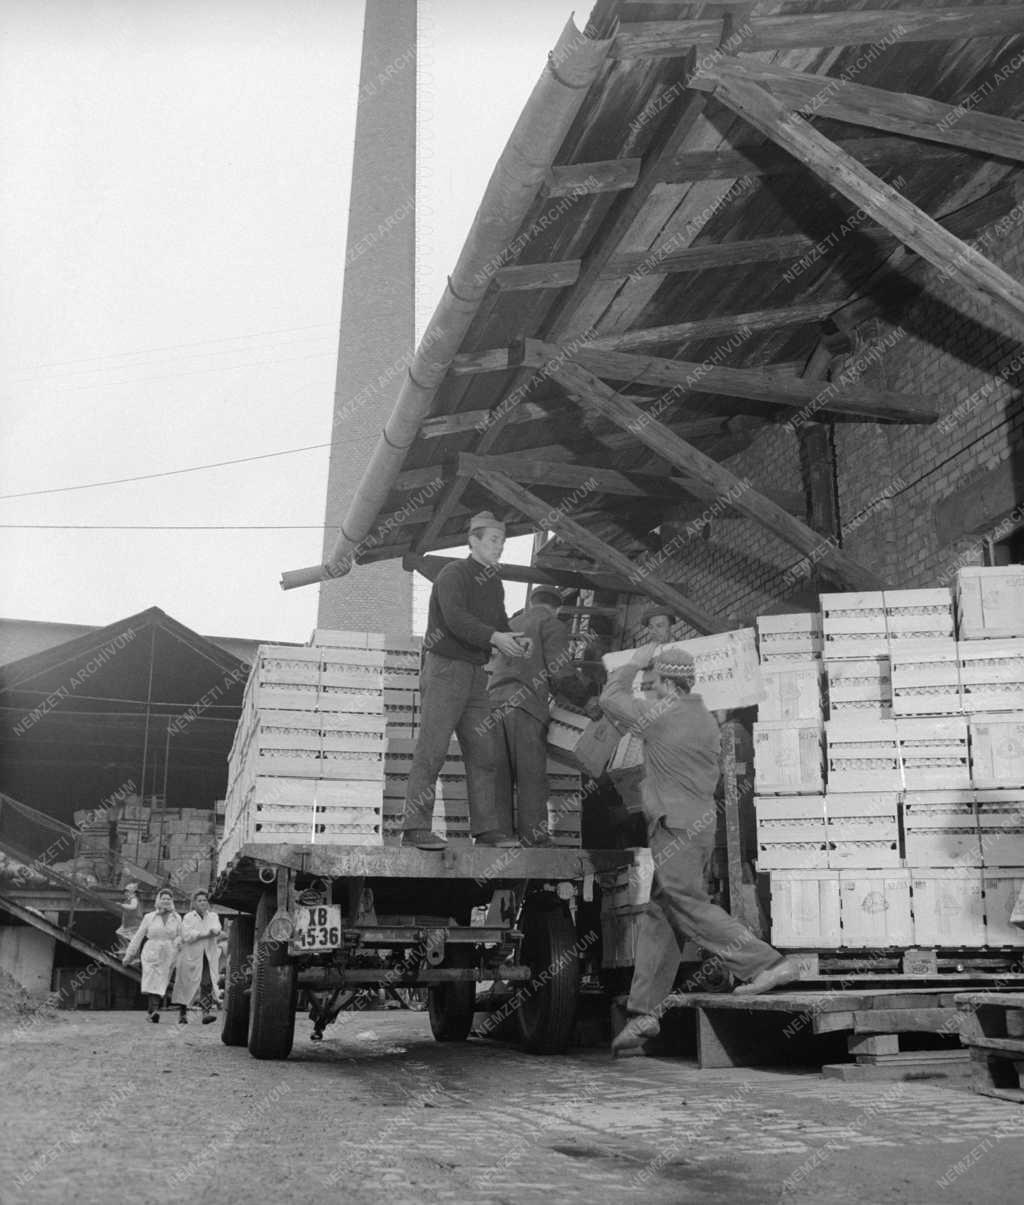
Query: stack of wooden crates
[{"left": 753, "top": 567, "right": 1024, "bottom": 952}]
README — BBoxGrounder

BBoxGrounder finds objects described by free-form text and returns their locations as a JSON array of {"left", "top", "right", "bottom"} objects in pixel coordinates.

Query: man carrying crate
[
  {"left": 599, "top": 643, "right": 801, "bottom": 1054},
  {"left": 402, "top": 511, "right": 527, "bottom": 851}
]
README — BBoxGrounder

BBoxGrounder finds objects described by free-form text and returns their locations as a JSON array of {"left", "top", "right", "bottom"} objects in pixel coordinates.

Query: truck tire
[
  {"left": 428, "top": 944, "right": 475, "bottom": 1042},
  {"left": 221, "top": 913, "right": 254, "bottom": 1047},
  {"left": 248, "top": 890, "right": 297, "bottom": 1060},
  {"left": 516, "top": 901, "right": 580, "bottom": 1055}
]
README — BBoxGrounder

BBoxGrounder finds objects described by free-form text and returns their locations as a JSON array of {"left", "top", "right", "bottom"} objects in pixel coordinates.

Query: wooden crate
[
  {"left": 758, "top": 661, "right": 824, "bottom": 721},
  {"left": 604, "top": 628, "right": 764, "bottom": 709},
  {"left": 958, "top": 640, "right": 1024, "bottom": 713},
  {"left": 546, "top": 705, "right": 590, "bottom": 760},
  {"left": 889, "top": 641, "right": 961, "bottom": 717},
  {"left": 884, "top": 587, "right": 955, "bottom": 648},
  {"left": 756, "top": 613, "right": 823, "bottom": 663},
  {"left": 825, "top": 792, "right": 900, "bottom": 869},
  {"left": 821, "top": 591, "right": 888, "bottom": 659},
  {"left": 754, "top": 795, "right": 827, "bottom": 870},
  {"left": 982, "top": 870, "right": 1024, "bottom": 945},
  {"left": 897, "top": 716, "right": 971, "bottom": 790},
  {"left": 309, "top": 629, "right": 387, "bottom": 649},
  {"left": 970, "top": 716, "right": 1024, "bottom": 788},
  {"left": 838, "top": 869, "right": 914, "bottom": 948},
  {"left": 826, "top": 719, "right": 901, "bottom": 791},
  {"left": 956, "top": 566, "right": 1024, "bottom": 640},
  {"left": 903, "top": 790, "right": 981, "bottom": 867},
  {"left": 769, "top": 869, "right": 841, "bottom": 948},
  {"left": 975, "top": 791, "right": 1024, "bottom": 867},
  {"left": 753, "top": 721, "right": 824, "bottom": 795},
  {"left": 825, "top": 658, "right": 891, "bottom": 720},
  {"left": 910, "top": 869, "right": 986, "bottom": 947}
]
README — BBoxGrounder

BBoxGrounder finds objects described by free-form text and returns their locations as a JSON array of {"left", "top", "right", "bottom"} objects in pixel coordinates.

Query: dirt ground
[{"left": 2, "top": 1005, "right": 1024, "bottom": 1205}]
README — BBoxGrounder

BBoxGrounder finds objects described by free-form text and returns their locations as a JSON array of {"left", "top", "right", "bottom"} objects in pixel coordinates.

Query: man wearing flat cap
[
  {"left": 488, "top": 586, "right": 574, "bottom": 845},
  {"left": 640, "top": 604, "right": 676, "bottom": 645},
  {"left": 600, "top": 641, "right": 800, "bottom": 1051},
  {"left": 402, "top": 511, "right": 526, "bottom": 851}
]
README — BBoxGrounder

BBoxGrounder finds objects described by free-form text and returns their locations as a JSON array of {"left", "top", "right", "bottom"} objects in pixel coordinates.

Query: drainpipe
[{"left": 281, "top": 16, "right": 612, "bottom": 590}]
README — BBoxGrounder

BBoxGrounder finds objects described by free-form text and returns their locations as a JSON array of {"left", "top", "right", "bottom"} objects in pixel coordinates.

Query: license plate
[{"left": 291, "top": 904, "right": 342, "bottom": 951}]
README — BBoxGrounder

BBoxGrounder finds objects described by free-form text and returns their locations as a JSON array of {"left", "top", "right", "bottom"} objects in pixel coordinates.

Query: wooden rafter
[
  {"left": 690, "top": 61, "right": 1024, "bottom": 162},
  {"left": 546, "top": 355, "right": 883, "bottom": 591},
  {"left": 706, "top": 66, "right": 1024, "bottom": 326},
  {"left": 582, "top": 301, "right": 842, "bottom": 352},
  {"left": 404, "top": 553, "right": 641, "bottom": 595},
  {"left": 472, "top": 468, "right": 727, "bottom": 633},
  {"left": 613, "top": 7, "right": 1024, "bottom": 58},
  {"left": 545, "top": 159, "right": 642, "bottom": 197}
]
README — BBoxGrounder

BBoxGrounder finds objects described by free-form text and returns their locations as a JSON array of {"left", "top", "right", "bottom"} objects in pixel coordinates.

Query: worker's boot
[{"left": 403, "top": 828, "right": 448, "bottom": 851}]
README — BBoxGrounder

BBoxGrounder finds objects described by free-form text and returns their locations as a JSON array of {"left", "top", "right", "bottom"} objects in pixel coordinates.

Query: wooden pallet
[{"left": 954, "top": 994, "right": 1024, "bottom": 1101}]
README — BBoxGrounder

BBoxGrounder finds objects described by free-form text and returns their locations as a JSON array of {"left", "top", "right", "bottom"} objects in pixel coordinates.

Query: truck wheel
[
  {"left": 221, "top": 913, "right": 254, "bottom": 1046},
  {"left": 248, "top": 890, "right": 296, "bottom": 1060},
  {"left": 516, "top": 901, "right": 580, "bottom": 1054},
  {"left": 428, "top": 945, "right": 475, "bottom": 1042}
]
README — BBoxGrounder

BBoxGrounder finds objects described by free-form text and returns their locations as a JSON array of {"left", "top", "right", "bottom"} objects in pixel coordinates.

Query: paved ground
[{"left": 1, "top": 1007, "right": 1023, "bottom": 1205}]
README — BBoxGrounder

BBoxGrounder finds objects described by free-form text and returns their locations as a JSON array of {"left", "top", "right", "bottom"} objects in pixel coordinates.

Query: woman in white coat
[
  {"left": 122, "top": 888, "right": 183, "bottom": 1022},
  {"left": 172, "top": 890, "right": 222, "bottom": 1025}
]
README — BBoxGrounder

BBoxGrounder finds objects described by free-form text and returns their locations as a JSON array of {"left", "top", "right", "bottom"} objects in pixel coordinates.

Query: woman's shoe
[
  {"left": 148, "top": 1012, "right": 160, "bottom": 1024},
  {"left": 178, "top": 1011, "right": 188, "bottom": 1025}
]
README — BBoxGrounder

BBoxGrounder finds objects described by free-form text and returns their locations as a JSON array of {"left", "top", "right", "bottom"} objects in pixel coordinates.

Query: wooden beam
[
  {"left": 473, "top": 468, "right": 727, "bottom": 633},
  {"left": 690, "top": 61, "right": 1024, "bottom": 163},
  {"left": 613, "top": 8, "right": 1024, "bottom": 57},
  {"left": 458, "top": 451, "right": 654, "bottom": 497},
  {"left": 545, "top": 158, "right": 642, "bottom": 197},
  {"left": 547, "top": 355, "right": 883, "bottom": 591},
  {"left": 707, "top": 66, "right": 1024, "bottom": 327},
  {"left": 403, "top": 554, "right": 641, "bottom": 595},
  {"left": 554, "top": 343, "right": 937, "bottom": 424},
  {"left": 493, "top": 260, "right": 581, "bottom": 292},
  {"left": 583, "top": 301, "right": 841, "bottom": 352},
  {"left": 417, "top": 401, "right": 730, "bottom": 441}
]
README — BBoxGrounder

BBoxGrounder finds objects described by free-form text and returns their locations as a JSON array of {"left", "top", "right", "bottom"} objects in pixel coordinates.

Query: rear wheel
[
  {"left": 221, "top": 913, "right": 254, "bottom": 1046},
  {"left": 428, "top": 944, "right": 475, "bottom": 1042},
  {"left": 248, "top": 890, "right": 297, "bottom": 1060},
  {"left": 516, "top": 900, "right": 580, "bottom": 1054}
]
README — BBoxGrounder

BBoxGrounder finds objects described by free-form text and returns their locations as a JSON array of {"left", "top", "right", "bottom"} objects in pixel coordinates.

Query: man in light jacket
[{"left": 600, "top": 643, "right": 801, "bottom": 1054}]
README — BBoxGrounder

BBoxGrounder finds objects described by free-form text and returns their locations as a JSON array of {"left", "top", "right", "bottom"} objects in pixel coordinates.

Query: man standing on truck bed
[
  {"left": 599, "top": 643, "right": 801, "bottom": 1054},
  {"left": 402, "top": 511, "right": 526, "bottom": 851}
]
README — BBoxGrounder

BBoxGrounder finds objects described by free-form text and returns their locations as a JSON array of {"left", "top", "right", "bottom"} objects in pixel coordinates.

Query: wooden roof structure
[{"left": 283, "top": 0, "right": 1024, "bottom": 634}]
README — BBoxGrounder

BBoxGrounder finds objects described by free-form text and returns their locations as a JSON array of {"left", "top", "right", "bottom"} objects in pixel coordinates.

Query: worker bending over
[
  {"left": 600, "top": 643, "right": 801, "bottom": 1054},
  {"left": 487, "top": 586, "right": 573, "bottom": 846},
  {"left": 402, "top": 511, "right": 525, "bottom": 851}
]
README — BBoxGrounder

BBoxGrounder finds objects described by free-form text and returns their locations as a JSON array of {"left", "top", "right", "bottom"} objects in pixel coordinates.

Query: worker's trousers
[
  {"left": 403, "top": 653, "right": 507, "bottom": 836},
  {"left": 493, "top": 706, "right": 549, "bottom": 843},
  {"left": 627, "top": 818, "right": 780, "bottom": 1016}
]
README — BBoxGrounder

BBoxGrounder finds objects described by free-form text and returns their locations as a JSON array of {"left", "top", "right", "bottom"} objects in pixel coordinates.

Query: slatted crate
[
  {"left": 384, "top": 736, "right": 463, "bottom": 776},
  {"left": 753, "top": 720, "right": 825, "bottom": 795},
  {"left": 897, "top": 716, "right": 971, "bottom": 790},
  {"left": 754, "top": 795, "right": 827, "bottom": 870},
  {"left": 546, "top": 704, "right": 590, "bottom": 762},
  {"left": 769, "top": 869, "right": 841, "bottom": 948},
  {"left": 970, "top": 716, "right": 1024, "bottom": 788},
  {"left": 958, "top": 640, "right": 1024, "bottom": 713},
  {"left": 825, "top": 719, "right": 901, "bottom": 791},
  {"left": 604, "top": 628, "right": 764, "bottom": 709},
  {"left": 956, "top": 566, "right": 1024, "bottom": 640},
  {"left": 756, "top": 612, "right": 822, "bottom": 663},
  {"left": 903, "top": 790, "right": 981, "bottom": 867},
  {"left": 889, "top": 640, "right": 961, "bottom": 716},
  {"left": 825, "top": 792, "right": 900, "bottom": 869},
  {"left": 821, "top": 592, "right": 888, "bottom": 660},
  {"left": 910, "top": 869, "right": 986, "bottom": 947},
  {"left": 884, "top": 587, "right": 955, "bottom": 649},
  {"left": 975, "top": 790, "right": 1024, "bottom": 867},
  {"left": 600, "top": 848, "right": 654, "bottom": 909},
  {"left": 838, "top": 869, "right": 914, "bottom": 947},
  {"left": 310, "top": 629, "right": 387, "bottom": 650},
  {"left": 825, "top": 658, "right": 891, "bottom": 720},
  {"left": 758, "top": 660, "right": 825, "bottom": 721},
  {"left": 982, "top": 869, "right": 1024, "bottom": 945}
]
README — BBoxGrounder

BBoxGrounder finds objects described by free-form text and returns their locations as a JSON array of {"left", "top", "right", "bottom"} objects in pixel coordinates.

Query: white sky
[{"left": 0, "top": 0, "right": 573, "bottom": 641}]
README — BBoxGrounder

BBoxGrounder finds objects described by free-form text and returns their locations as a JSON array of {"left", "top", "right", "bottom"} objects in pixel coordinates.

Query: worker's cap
[
  {"left": 652, "top": 646, "right": 696, "bottom": 683},
  {"left": 468, "top": 510, "right": 506, "bottom": 537},
  {"left": 529, "top": 587, "right": 563, "bottom": 609},
  {"left": 641, "top": 603, "right": 677, "bottom": 624}
]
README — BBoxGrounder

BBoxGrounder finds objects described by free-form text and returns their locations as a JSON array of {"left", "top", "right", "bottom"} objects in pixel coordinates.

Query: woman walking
[
  {"left": 122, "top": 888, "right": 182, "bottom": 1022},
  {"left": 172, "top": 890, "right": 222, "bottom": 1025}
]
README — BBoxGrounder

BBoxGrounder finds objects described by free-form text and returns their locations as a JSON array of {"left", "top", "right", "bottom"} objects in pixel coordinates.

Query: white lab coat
[
  {"left": 123, "top": 909, "right": 183, "bottom": 996},
  {"left": 171, "top": 909, "right": 222, "bottom": 1006}
]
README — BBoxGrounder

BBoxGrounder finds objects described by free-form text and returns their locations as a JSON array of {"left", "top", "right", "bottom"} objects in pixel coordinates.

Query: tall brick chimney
[{"left": 318, "top": 0, "right": 416, "bottom": 637}]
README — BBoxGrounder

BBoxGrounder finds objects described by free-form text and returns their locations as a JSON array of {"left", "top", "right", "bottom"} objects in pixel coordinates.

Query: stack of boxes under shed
[
  {"left": 753, "top": 569, "right": 1024, "bottom": 952},
  {"left": 218, "top": 631, "right": 387, "bottom": 864}
]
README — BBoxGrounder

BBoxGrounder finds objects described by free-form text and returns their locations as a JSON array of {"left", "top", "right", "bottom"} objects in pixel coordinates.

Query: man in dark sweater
[
  {"left": 402, "top": 511, "right": 526, "bottom": 851},
  {"left": 600, "top": 643, "right": 801, "bottom": 1053}
]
